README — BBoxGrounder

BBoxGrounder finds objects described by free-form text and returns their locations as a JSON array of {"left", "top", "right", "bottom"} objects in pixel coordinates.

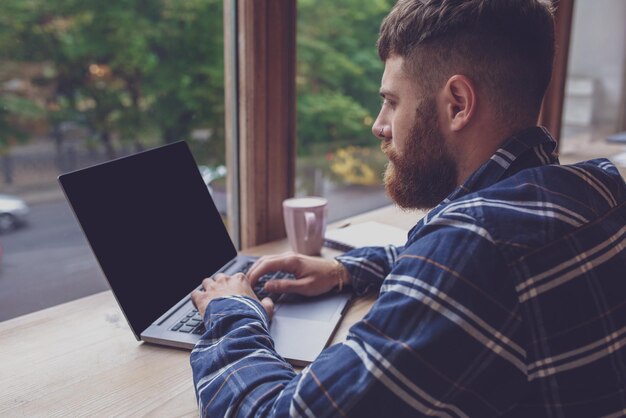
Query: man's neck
[{"left": 452, "top": 122, "right": 537, "bottom": 186}]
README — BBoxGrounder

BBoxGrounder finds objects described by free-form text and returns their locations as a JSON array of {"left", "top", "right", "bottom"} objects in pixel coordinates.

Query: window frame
[
  {"left": 227, "top": 0, "right": 573, "bottom": 248},
  {"left": 539, "top": 0, "right": 575, "bottom": 145},
  {"left": 225, "top": 0, "right": 296, "bottom": 249}
]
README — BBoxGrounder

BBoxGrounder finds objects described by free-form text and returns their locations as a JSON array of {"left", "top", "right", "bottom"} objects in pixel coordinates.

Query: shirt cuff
[
  {"left": 203, "top": 295, "right": 271, "bottom": 330},
  {"left": 335, "top": 254, "right": 385, "bottom": 295}
]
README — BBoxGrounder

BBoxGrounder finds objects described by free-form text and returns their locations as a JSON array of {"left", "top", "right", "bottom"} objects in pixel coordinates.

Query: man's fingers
[
  {"left": 190, "top": 289, "right": 200, "bottom": 307},
  {"left": 232, "top": 272, "right": 246, "bottom": 282},
  {"left": 248, "top": 253, "right": 300, "bottom": 286},
  {"left": 260, "top": 297, "right": 274, "bottom": 319},
  {"left": 264, "top": 277, "right": 314, "bottom": 295},
  {"left": 201, "top": 277, "right": 213, "bottom": 289},
  {"left": 247, "top": 255, "right": 289, "bottom": 283},
  {"left": 213, "top": 273, "right": 229, "bottom": 283},
  {"left": 190, "top": 289, "right": 209, "bottom": 316}
]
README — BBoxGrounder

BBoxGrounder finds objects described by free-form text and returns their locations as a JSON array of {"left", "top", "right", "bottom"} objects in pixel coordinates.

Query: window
[
  {"left": 295, "top": 0, "right": 394, "bottom": 222},
  {"left": 0, "top": 0, "right": 226, "bottom": 320},
  {"left": 558, "top": 0, "right": 626, "bottom": 178}
]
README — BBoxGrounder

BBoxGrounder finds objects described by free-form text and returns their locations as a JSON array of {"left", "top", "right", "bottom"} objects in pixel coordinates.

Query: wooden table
[{"left": 0, "top": 205, "right": 422, "bottom": 417}]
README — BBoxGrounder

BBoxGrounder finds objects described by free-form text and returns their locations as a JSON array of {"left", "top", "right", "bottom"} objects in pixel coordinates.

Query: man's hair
[{"left": 378, "top": 0, "right": 555, "bottom": 123}]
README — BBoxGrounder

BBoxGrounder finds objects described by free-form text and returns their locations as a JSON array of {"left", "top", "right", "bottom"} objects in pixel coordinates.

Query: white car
[{"left": 0, "top": 194, "right": 30, "bottom": 232}]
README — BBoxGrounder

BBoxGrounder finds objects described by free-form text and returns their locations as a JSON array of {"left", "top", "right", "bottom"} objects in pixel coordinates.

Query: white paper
[{"left": 324, "top": 221, "right": 408, "bottom": 250}]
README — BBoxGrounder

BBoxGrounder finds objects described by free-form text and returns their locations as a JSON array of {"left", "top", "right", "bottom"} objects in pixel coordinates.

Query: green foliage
[
  {"left": 0, "top": 0, "right": 392, "bottom": 166},
  {"left": 297, "top": 0, "right": 392, "bottom": 155},
  {"left": 297, "top": 92, "right": 370, "bottom": 152},
  {"left": 0, "top": 94, "right": 45, "bottom": 150},
  {"left": 0, "top": 0, "right": 225, "bottom": 165}
]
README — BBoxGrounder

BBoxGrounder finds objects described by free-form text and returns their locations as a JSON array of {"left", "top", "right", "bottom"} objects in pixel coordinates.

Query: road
[
  {"left": 0, "top": 184, "right": 393, "bottom": 322},
  {"left": 0, "top": 199, "right": 109, "bottom": 321}
]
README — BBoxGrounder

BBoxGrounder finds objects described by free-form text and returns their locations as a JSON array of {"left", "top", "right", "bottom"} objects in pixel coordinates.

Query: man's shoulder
[
  {"left": 509, "top": 157, "right": 624, "bottom": 193},
  {"left": 457, "top": 158, "right": 624, "bottom": 219},
  {"left": 414, "top": 159, "right": 626, "bottom": 260}
]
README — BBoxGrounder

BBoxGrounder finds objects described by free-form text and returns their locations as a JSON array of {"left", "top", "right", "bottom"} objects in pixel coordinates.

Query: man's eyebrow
[{"left": 379, "top": 89, "right": 397, "bottom": 98}]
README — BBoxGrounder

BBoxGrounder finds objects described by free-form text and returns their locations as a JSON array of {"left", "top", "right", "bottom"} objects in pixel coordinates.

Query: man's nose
[{"left": 372, "top": 119, "right": 387, "bottom": 140}]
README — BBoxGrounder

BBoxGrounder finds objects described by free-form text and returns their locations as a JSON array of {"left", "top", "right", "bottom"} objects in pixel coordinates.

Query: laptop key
[
  {"left": 253, "top": 271, "right": 296, "bottom": 301},
  {"left": 172, "top": 268, "right": 297, "bottom": 334},
  {"left": 241, "top": 261, "right": 255, "bottom": 273},
  {"left": 193, "top": 325, "right": 206, "bottom": 335},
  {"left": 179, "top": 325, "right": 195, "bottom": 333},
  {"left": 253, "top": 274, "right": 273, "bottom": 298}
]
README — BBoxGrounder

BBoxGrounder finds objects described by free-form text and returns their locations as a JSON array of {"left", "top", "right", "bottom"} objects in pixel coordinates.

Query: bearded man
[{"left": 189, "top": 1, "right": 626, "bottom": 416}]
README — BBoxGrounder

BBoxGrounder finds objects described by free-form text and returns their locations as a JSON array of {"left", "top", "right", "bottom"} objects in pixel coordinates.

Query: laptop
[{"left": 58, "top": 141, "right": 351, "bottom": 366}]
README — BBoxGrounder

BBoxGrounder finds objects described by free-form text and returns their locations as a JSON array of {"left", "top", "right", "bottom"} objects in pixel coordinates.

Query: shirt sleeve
[
  {"left": 191, "top": 224, "right": 527, "bottom": 417},
  {"left": 336, "top": 244, "right": 403, "bottom": 295}
]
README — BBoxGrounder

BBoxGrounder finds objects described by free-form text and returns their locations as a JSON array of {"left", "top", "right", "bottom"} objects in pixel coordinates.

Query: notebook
[
  {"left": 58, "top": 141, "right": 351, "bottom": 366},
  {"left": 325, "top": 221, "right": 407, "bottom": 251}
]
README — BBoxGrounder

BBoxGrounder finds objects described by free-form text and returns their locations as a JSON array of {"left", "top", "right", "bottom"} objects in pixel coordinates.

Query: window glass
[
  {"left": 296, "top": 0, "right": 394, "bottom": 222},
  {"left": 560, "top": 0, "right": 626, "bottom": 178},
  {"left": 0, "top": 0, "right": 225, "bottom": 320}
]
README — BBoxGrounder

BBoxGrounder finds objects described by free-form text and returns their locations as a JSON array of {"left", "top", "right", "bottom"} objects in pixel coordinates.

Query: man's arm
[
  {"left": 336, "top": 244, "right": 402, "bottom": 294},
  {"left": 190, "top": 225, "right": 527, "bottom": 417},
  {"left": 247, "top": 245, "right": 403, "bottom": 297}
]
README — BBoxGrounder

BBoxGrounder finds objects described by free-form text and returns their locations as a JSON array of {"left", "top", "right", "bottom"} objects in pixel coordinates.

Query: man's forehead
[{"left": 381, "top": 55, "right": 416, "bottom": 95}]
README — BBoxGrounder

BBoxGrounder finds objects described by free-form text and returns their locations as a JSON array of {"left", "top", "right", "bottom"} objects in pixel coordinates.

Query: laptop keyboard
[
  {"left": 171, "top": 309, "right": 205, "bottom": 334},
  {"left": 170, "top": 261, "right": 295, "bottom": 334}
]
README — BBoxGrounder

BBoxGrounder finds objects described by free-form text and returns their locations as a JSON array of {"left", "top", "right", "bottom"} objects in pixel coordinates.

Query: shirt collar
[
  {"left": 442, "top": 126, "right": 559, "bottom": 204},
  {"left": 407, "top": 126, "right": 559, "bottom": 238}
]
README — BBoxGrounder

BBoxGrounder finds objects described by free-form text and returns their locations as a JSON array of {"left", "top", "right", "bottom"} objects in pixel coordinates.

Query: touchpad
[{"left": 274, "top": 293, "right": 349, "bottom": 322}]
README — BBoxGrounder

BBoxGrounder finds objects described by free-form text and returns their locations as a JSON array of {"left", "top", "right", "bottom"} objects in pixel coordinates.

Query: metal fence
[{"left": 0, "top": 139, "right": 136, "bottom": 193}]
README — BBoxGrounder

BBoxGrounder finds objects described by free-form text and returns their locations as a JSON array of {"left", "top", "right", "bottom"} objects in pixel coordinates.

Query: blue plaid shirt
[{"left": 191, "top": 127, "right": 626, "bottom": 417}]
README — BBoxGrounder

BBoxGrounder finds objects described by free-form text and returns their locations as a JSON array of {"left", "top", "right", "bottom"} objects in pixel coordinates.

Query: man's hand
[
  {"left": 190, "top": 273, "right": 274, "bottom": 319},
  {"left": 247, "top": 252, "right": 351, "bottom": 297}
]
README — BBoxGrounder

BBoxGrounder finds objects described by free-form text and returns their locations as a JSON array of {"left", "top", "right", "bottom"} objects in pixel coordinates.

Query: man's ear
[{"left": 442, "top": 75, "right": 476, "bottom": 132}]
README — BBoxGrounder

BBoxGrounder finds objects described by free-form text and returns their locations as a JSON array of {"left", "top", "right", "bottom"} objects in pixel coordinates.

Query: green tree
[
  {"left": 297, "top": 0, "right": 392, "bottom": 154},
  {"left": 0, "top": 0, "right": 224, "bottom": 165}
]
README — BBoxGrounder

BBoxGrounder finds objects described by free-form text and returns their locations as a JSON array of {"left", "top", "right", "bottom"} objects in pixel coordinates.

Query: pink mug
[{"left": 282, "top": 197, "right": 328, "bottom": 255}]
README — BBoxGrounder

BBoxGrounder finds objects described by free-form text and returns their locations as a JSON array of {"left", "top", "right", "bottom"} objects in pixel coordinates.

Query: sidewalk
[{"left": 1, "top": 183, "right": 65, "bottom": 206}]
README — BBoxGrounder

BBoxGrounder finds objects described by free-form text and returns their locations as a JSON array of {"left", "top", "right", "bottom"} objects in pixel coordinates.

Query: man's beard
[{"left": 382, "top": 101, "right": 458, "bottom": 210}]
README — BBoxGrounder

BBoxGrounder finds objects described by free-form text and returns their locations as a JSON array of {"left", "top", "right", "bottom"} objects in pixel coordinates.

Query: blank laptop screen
[{"left": 59, "top": 141, "right": 236, "bottom": 336}]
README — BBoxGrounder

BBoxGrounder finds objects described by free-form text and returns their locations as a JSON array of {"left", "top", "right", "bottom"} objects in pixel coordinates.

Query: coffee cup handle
[{"left": 304, "top": 211, "right": 316, "bottom": 242}]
